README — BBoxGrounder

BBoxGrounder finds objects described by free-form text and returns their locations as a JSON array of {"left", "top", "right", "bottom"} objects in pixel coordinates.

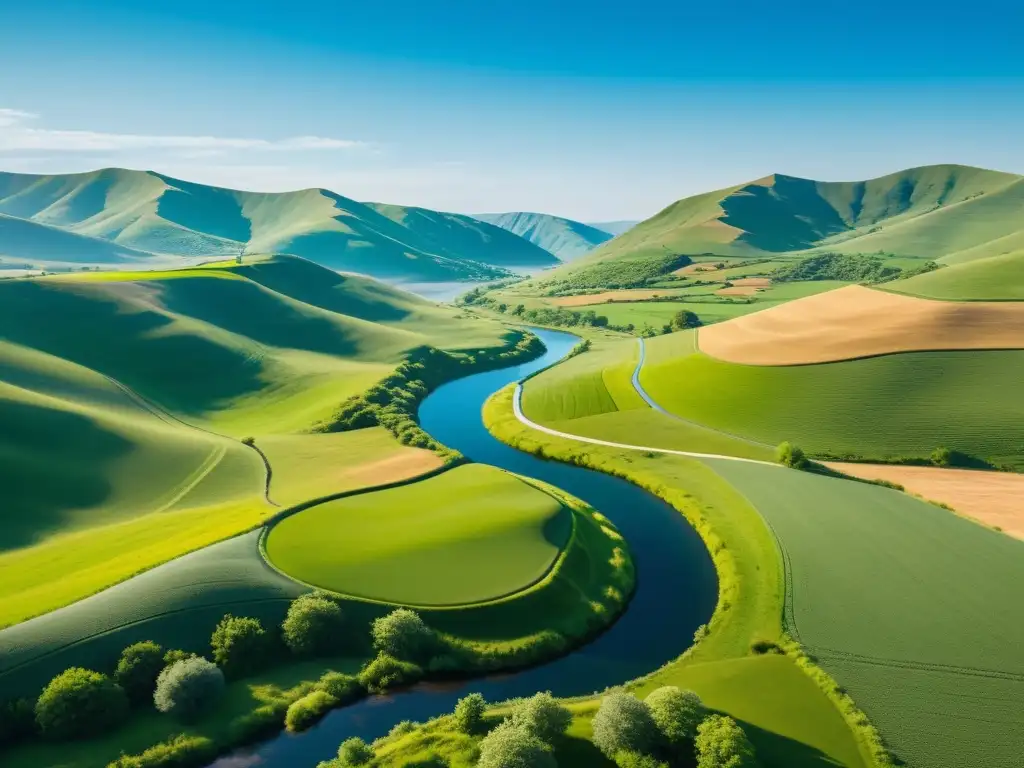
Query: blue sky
[{"left": 1, "top": 1, "right": 1022, "bottom": 220}]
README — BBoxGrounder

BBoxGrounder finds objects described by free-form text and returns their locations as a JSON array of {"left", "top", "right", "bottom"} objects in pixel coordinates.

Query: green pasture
[
  {"left": 259, "top": 427, "right": 443, "bottom": 507},
  {"left": 265, "top": 464, "right": 572, "bottom": 605},
  {"left": 704, "top": 459, "right": 1024, "bottom": 768},
  {"left": 641, "top": 341, "right": 1024, "bottom": 468},
  {"left": 887, "top": 251, "right": 1024, "bottom": 300},
  {"left": 0, "top": 531, "right": 308, "bottom": 700}
]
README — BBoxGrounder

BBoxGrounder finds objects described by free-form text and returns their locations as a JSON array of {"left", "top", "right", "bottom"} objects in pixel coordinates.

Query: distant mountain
[
  {"left": 552, "top": 164, "right": 1024, "bottom": 282},
  {"left": 473, "top": 212, "right": 614, "bottom": 261},
  {"left": 587, "top": 220, "right": 638, "bottom": 237},
  {"left": 0, "top": 169, "right": 558, "bottom": 282}
]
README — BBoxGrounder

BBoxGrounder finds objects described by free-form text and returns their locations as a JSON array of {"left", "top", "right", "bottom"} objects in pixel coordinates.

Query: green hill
[
  {"left": 549, "top": 164, "right": 1024, "bottom": 285},
  {"left": 0, "top": 169, "right": 557, "bottom": 281},
  {"left": 587, "top": 219, "right": 639, "bottom": 236},
  {"left": 0, "top": 213, "right": 160, "bottom": 268},
  {"left": 473, "top": 211, "right": 614, "bottom": 261},
  {"left": 888, "top": 251, "right": 1024, "bottom": 300}
]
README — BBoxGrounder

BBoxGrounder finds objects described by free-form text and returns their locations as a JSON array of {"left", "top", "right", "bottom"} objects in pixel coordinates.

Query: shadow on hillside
[{"left": 0, "top": 398, "right": 126, "bottom": 552}]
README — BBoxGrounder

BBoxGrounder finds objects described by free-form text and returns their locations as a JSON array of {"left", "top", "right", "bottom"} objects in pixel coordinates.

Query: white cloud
[
  {"left": 0, "top": 108, "right": 365, "bottom": 153},
  {"left": 0, "top": 108, "right": 40, "bottom": 127}
]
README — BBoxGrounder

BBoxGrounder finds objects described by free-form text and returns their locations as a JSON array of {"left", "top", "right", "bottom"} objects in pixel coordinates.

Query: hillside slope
[
  {"left": 552, "top": 164, "right": 1024, "bottom": 282},
  {"left": 0, "top": 169, "right": 556, "bottom": 281},
  {"left": 473, "top": 211, "right": 613, "bottom": 261},
  {"left": 0, "top": 213, "right": 160, "bottom": 267}
]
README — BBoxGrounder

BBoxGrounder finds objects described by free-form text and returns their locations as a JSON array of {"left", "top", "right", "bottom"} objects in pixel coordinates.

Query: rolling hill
[
  {"left": 0, "top": 168, "right": 558, "bottom": 281},
  {"left": 550, "top": 164, "right": 1024, "bottom": 284},
  {"left": 588, "top": 219, "right": 639, "bottom": 237},
  {"left": 473, "top": 211, "right": 615, "bottom": 261}
]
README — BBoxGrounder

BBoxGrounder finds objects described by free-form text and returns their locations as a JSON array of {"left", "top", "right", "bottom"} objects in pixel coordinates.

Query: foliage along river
[{"left": 210, "top": 327, "right": 717, "bottom": 768}]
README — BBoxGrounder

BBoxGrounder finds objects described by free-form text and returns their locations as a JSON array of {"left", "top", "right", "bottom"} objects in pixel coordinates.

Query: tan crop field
[
  {"left": 731, "top": 277, "right": 772, "bottom": 287},
  {"left": 700, "top": 285, "right": 1024, "bottom": 365},
  {"left": 826, "top": 463, "right": 1024, "bottom": 539},
  {"left": 716, "top": 285, "right": 760, "bottom": 296},
  {"left": 551, "top": 289, "right": 687, "bottom": 306}
]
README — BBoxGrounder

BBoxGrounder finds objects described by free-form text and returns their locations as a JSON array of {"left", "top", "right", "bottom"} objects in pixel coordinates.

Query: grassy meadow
[
  {"left": 705, "top": 459, "right": 1024, "bottom": 768},
  {"left": 640, "top": 338, "right": 1024, "bottom": 468},
  {"left": 888, "top": 251, "right": 1024, "bottom": 300},
  {"left": 266, "top": 464, "right": 573, "bottom": 605}
]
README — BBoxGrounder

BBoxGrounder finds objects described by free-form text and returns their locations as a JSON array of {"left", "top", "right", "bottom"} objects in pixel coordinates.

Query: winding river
[{"left": 210, "top": 327, "right": 717, "bottom": 768}]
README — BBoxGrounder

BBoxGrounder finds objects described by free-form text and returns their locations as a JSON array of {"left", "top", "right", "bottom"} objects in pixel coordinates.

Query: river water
[{"left": 209, "top": 327, "right": 716, "bottom": 767}]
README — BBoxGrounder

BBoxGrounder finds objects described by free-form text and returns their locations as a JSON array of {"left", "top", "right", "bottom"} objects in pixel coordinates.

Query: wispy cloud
[{"left": 0, "top": 109, "right": 365, "bottom": 153}]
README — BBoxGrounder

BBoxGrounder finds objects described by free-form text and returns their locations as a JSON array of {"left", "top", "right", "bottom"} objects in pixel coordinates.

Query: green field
[
  {"left": 266, "top": 464, "right": 572, "bottom": 605},
  {"left": 704, "top": 459, "right": 1024, "bottom": 768},
  {"left": 888, "top": 251, "right": 1024, "bottom": 300},
  {"left": 641, "top": 337, "right": 1024, "bottom": 468}
]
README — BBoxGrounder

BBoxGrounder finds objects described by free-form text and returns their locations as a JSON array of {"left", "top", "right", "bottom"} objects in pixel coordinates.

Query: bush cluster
[
  {"left": 315, "top": 332, "right": 543, "bottom": 456},
  {"left": 282, "top": 592, "right": 346, "bottom": 657},
  {"left": 114, "top": 641, "right": 167, "bottom": 706},
  {"left": 35, "top": 667, "right": 129, "bottom": 740},
  {"left": 776, "top": 441, "right": 808, "bottom": 469},
  {"left": 211, "top": 615, "right": 272, "bottom": 679},
  {"left": 358, "top": 653, "right": 424, "bottom": 693},
  {"left": 154, "top": 658, "right": 225, "bottom": 722},
  {"left": 285, "top": 690, "right": 338, "bottom": 732},
  {"left": 108, "top": 734, "right": 217, "bottom": 768}
]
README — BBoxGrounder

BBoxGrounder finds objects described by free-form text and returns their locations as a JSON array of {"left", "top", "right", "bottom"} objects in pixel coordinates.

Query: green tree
[
  {"left": 695, "top": 715, "right": 757, "bottom": 768},
  {"left": 776, "top": 441, "right": 808, "bottom": 469},
  {"left": 114, "top": 641, "right": 166, "bottom": 706},
  {"left": 35, "top": 668, "right": 129, "bottom": 740},
  {"left": 211, "top": 615, "right": 271, "bottom": 678},
  {"left": 931, "top": 445, "right": 953, "bottom": 467},
  {"left": 154, "top": 657, "right": 225, "bottom": 722},
  {"left": 670, "top": 310, "right": 702, "bottom": 330},
  {"left": 281, "top": 593, "right": 345, "bottom": 657},
  {"left": 371, "top": 609, "right": 436, "bottom": 662},
  {"left": 453, "top": 692, "right": 486, "bottom": 734},
  {"left": 644, "top": 686, "right": 704, "bottom": 747},
  {"left": 337, "top": 736, "right": 374, "bottom": 766},
  {"left": 477, "top": 720, "right": 556, "bottom": 768},
  {"left": 591, "top": 690, "right": 658, "bottom": 759},
  {"left": 509, "top": 691, "right": 572, "bottom": 744}
]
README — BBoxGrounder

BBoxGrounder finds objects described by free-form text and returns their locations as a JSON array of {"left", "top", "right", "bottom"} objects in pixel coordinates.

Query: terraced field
[
  {"left": 641, "top": 338, "right": 1024, "bottom": 468},
  {"left": 703, "top": 459, "right": 1024, "bottom": 768},
  {"left": 265, "top": 465, "right": 573, "bottom": 605}
]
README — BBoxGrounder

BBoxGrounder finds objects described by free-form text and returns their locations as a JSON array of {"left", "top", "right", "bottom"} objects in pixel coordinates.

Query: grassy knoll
[
  {"left": 266, "top": 464, "right": 573, "bottom": 605},
  {"left": 641, "top": 338, "right": 1024, "bottom": 469},
  {"left": 704, "top": 459, "right": 1024, "bottom": 768},
  {"left": 0, "top": 256, "right": 516, "bottom": 628},
  {"left": 0, "top": 531, "right": 307, "bottom": 699},
  {"left": 484, "top": 386, "right": 872, "bottom": 767},
  {"left": 888, "top": 251, "right": 1024, "bottom": 300},
  {"left": 2, "top": 655, "right": 364, "bottom": 768},
  {"left": 259, "top": 428, "right": 444, "bottom": 507}
]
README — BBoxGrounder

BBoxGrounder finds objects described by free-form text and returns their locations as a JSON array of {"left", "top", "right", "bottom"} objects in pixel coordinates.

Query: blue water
[{"left": 209, "top": 327, "right": 717, "bottom": 768}]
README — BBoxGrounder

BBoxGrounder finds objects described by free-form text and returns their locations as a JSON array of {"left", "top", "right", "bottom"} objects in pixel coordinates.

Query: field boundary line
[
  {"left": 632, "top": 337, "right": 776, "bottom": 449},
  {"left": 512, "top": 383, "right": 777, "bottom": 466},
  {"left": 808, "top": 647, "right": 1024, "bottom": 683}
]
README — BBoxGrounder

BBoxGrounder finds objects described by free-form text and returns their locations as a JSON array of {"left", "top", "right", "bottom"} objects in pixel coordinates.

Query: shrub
[
  {"left": 315, "top": 671, "right": 364, "bottom": 704},
  {"left": 453, "top": 692, "right": 486, "bottom": 734},
  {"left": 162, "top": 649, "right": 197, "bottom": 666},
  {"left": 114, "top": 641, "right": 166, "bottom": 707},
  {"left": 614, "top": 752, "right": 670, "bottom": 768},
  {"left": 670, "top": 309, "right": 702, "bottom": 330},
  {"left": 477, "top": 720, "right": 556, "bottom": 768},
  {"left": 108, "top": 733, "right": 217, "bottom": 767},
  {"left": 931, "top": 446, "right": 953, "bottom": 467},
  {"left": 695, "top": 715, "right": 757, "bottom": 768},
  {"left": 509, "top": 691, "right": 572, "bottom": 744},
  {"left": 749, "top": 637, "right": 783, "bottom": 655},
  {"left": 154, "top": 658, "right": 225, "bottom": 721},
  {"left": 0, "top": 697, "right": 37, "bottom": 746},
  {"left": 644, "top": 686, "right": 704, "bottom": 746},
  {"left": 229, "top": 701, "right": 288, "bottom": 744},
  {"left": 388, "top": 719, "right": 419, "bottom": 738},
  {"left": 35, "top": 667, "right": 129, "bottom": 740},
  {"left": 337, "top": 736, "right": 374, "bottom": 766},
  {"left": 211, "top": 615, "right": 271, "bottom": 678},
  {"left": 371, "top": 609, "right": 436, "bottom": 662},
  {"left": 282, "top": 593, "right": 346, "bottom": 657},
  {"left": 591, "top": 690, "right": 658, "bottom": 759},
  {"left": 286, "top": 690, "right": 338, "bottom": 732},
  {"left": 357, "top": 653, "right": 423, "bottom": 693},
  {"left": 776, "top": 441, "right": 808, "bottom": 469}
]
